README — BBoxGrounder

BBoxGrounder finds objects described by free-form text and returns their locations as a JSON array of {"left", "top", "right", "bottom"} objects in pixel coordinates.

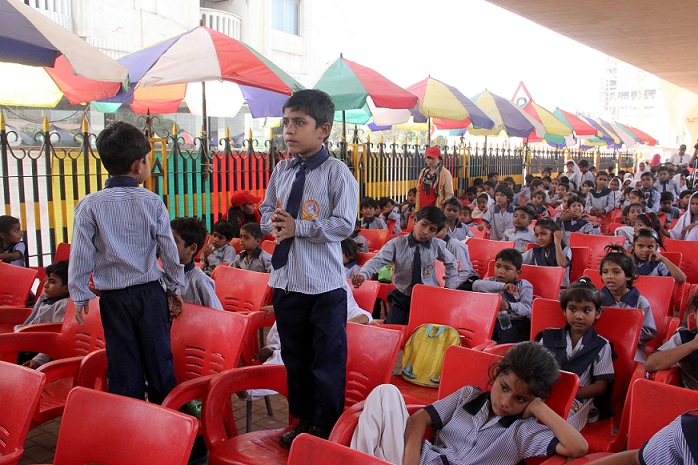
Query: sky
[{"left": 312, "top": 0, "right": 609, "bottom": 116}]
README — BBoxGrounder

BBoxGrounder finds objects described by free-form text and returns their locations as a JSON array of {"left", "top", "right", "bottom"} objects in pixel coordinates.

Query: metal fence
[{"left": 0, "top": 118, "right": 636, "bottom": 266}]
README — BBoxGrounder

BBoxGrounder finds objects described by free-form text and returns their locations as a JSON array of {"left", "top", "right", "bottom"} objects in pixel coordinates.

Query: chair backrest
[
  {"left": 626, "top": 379, "right": 698, "bottom": 449},
  {"left": 358, "top": 229, "right": 389, "bottom": 252},
  {"left": 664, "top": 238, "right": 698, "bottom": 284},
  {"left": 407, "top": 285, "right": 500, "bottom": 348},
  {"left": 484, "top": 262, "right": 564, "bottom": 300},
  {"left": 569, "top": 246, "right": 590, "bottom": 283},
  {"left": 260, "top": 240, "right": 276, "bottom": 255},
  {"left": 344, "top": 323, "right": 401, "bottom": 408},
  {"left": 0, "top": 361, "right": 46, "bottom": 458},
  {"left": 212, "top": 266, "right": 270, "bottom": 313},
  {"left": 170, "top": 304, "right": 250, "bottom": 383},
  {"left": 54, "top": 242, "right": 71, "bottom": 262},
  {"left": 530, "top": 298, "right": 567, "bottom": 340},
  {"left": 53, "top": 387, "right": 197, "bottom": 465},
  {"left": 467, "top": 238, "right": 515, "bottom": 278},
  {"left": 229, "top": 237, "right": 243, "bottom": 253},
  {"left": 568, "top": 233, "right": 626, "bottom": 270},
  {"left": 468, "top": 225, "right": 489, "bottom": 239},
  {"left": 0, "top": 262, "right": 37, "bottom": 306},
  {"left": 607, "top": 222, "right": 625, "bottom": 234},
  {"left": 55, "top": 299, "right": 106, "bottom": 359},
  {"left": 348, "top": 279, "right": 379, "bottom": 313},
  {"left": 405, "top": 215, "right": 415, "bottom": 232},
  {"left": 356, "top": 252, "right": 376, "bottom": 266},
  {"left": 437, "top": 346, "right": 579, "bottom": 420},
  {"left": 434, "top": 259, "right": 446, "bottom": 287},
  {"left": 289, "top": 433, "right": 392, "bottom": 465}
]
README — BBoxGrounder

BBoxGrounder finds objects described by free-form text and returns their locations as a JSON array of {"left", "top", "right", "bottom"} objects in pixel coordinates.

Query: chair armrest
[
  {"left": 328, "top": 401, "right": 365, "bottom": 445},
  {"left": 0, "top": 447, "right": 24, "bottom": 465},
  {"left": 0, "top": 306, "right": 32, "bottom": 324},
  {"left": 74, "top": 349, "right": 108, "bottom": 389},
  {"left": 470, "top": 339, "right": 497, "bottom": 351},
  {"left": 37, "top": 356, "right": 84, "bottom": 384},
  {"left": 162, "top": 376, "right": 215, "bottom": 412},
  {"left": 15, "top": 322, "right": 63, "bottom": 333},
  {"left": 378, "top": 324, "right": 408, "bottom": 347},
  {"left": 651, "top": 366, "right": 682, "bottom": 385},
  {"left": 483, "top": 343, "right": 515, "bottom": 356}
]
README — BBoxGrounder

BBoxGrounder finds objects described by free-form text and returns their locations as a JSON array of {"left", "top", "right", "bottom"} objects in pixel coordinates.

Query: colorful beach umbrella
[
  {"left": 313, "top": 56, "right": 418, "bottom": 126},
  {"left": 553, "top": 108, "right": 597, "bottom": 136},
  {"left": 96, "top": 26, "right": 303, "bottom": 118},
  {"left": 580, "top": 116, "right": 622, "bottom": 148},
  {"left": 615, "top": 122, "right": 658, "bottom": 146},
  {"left": 522, "top": 101, "right": 571, "bottom": 137},
  {"left": 466, "top": 90, "right": 543, "bottom": 138}
]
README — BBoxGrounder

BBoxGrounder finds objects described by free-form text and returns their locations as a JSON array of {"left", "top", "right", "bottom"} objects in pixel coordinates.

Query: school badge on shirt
[{"left": 301, "top": 200, "right": 320, "bottom": 220}]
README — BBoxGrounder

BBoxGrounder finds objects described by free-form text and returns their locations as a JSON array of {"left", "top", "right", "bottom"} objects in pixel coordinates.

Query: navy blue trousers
[
  {"left": 272, "top": 287, "right": 347, "bottom": 431},
  {"left": 493, "top": 318, "right": 531, "bottom": 344},
  {"left": 386, "top": 289, "right": 411, "bottom": 325},
  {"left": 99, "top": 281, "right": 177, "bottom": 405}
]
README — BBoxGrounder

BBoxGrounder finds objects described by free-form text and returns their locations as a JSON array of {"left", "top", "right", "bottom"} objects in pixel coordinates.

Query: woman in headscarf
[
  {"left": 415, "top": 146, "right": 453, "bottom": 211},
  {"left": 649, "top": 153, "right": 662, "bottom": 168},
  {"left": 227, "top": 190, "right": 262, "bottom": 238},
  {"left": 669, "top": 191, "right": 698, "bottom": 241},
  {"left": 564, "top": 159, "right": 582, "bottom": 191}
]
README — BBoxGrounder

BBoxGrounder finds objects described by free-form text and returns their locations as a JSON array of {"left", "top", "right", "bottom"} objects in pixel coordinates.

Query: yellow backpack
[{"left": 401, "top": 324, "right": 461, "bottom": 387}]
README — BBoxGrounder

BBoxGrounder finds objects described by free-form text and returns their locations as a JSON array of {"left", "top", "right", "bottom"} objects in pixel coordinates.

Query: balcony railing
[
  {"left": 200, "top": 8, "right": 241, "bottom": 40},
  {"left": 27, "top": 0, "right": 73, "bottom": 31}
]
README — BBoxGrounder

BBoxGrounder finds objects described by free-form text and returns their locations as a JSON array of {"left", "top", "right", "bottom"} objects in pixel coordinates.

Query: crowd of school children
[{"left": 3, "top": 98, "right": 698, "bottom": 465}]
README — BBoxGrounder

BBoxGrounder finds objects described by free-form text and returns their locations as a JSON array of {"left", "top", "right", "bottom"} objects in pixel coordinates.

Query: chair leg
[
  {"left": 264, "top": 395, "right": 274, "bottom": 416},
  {"left": 246, "top": 400, "right": 253, "bottom": 433}
]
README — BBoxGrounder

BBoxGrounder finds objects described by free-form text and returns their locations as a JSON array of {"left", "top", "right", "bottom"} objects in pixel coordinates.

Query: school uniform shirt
[
  {"left": 538, "top": 326, "right": 615, "bottom": 431},
  {"left": 360, "top": 216, "right": 387, "bottom": 230},
  {"left": 601, "top": 286, "right": 658, "bottom": 363},
  {"left": 357, "top": 235, "right": 458, "bottom": 295},
  {"left": 610, "top": 190, "right": 623, "bottom": 209},
  {"left": 4, "top": 241, "right": 26, "bottom": 267},
  {"left": 615, "top": 225, "right": 636, "bottom": 250},
  {"left": 670, "top": 193, "right": 698, "bottom": 241},
  {"left": 580, "top": 170, "right": 595, "bottom": 186},
  {"left": 204, "top": 242, "right": 236, "bottom": 273},
  {"left": 400, "top": 204, "right": 414, "bottom": 229},
  {"left": 639, "top": 410, "right": 697, "bottom": 465},
  {"left": 344, "top": 261, "right": 361, "bottom": 279},
  {"left": 16, "top": 294, "right": 69, "bottom": 367},
  {"left": 655, "top": 329, "right": 698, "bottom": 391},
  {"left": 660, "top": 206, "right": 683, "bottom": 224},
  {"left": 633, "top": 254, "right": 670, "bottom": 277},
  {"left": 560, "top": 219, "right": 600, "bottom": 244},
  {"left": 182, "top": 261, "right": 223, "bottom": 310},
  {"left": 654, "top": 179, "right": 681, "bottom": 198},
  {"left": 443, "top": 235, "right": 478, "bottom": 288},
  {"left": 230, "top": 247, "right": 272, "bottom": 273},
  {"left": 449, "top": 220, "right": 474, "bottom": 241},
  {"left": 421, "top": 385, "right": 559, "bottom": 465},
  {"left": 351, "top": 232, "right": 369, "bottom": 253},
  {"left": 585, "top": 188, "right": 614, "bottom": 214},
  {"left": 69, "top": 176, "right": 185, "bottom": 306},
  {"left": 382, "top": 207, "right": 402, "bottom": 234},
  {"left": 259, "top": 147, "right": 359, "bottom": 295},
  {"left": 483, "top": 203, "right": 514, "bottom": 241},
  {"left": 533, "top": 204, "right": 549, "bottom": 218},
  {"left": 522, "top": 245, "right": 572, "bottom": 288},
  {"left": 472, "top": 278, "right": 534, "bottom": 320},
  {"left": 503, "top": 227, "right": 536, "bottom": 252},
  {"left": 642, "top": 187, "right": 661, "bottom": 212}
]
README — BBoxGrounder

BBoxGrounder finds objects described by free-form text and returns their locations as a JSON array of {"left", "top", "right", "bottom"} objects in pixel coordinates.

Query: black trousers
[
  {"left": 273, "top": 287, "right": 347, "bottom": 431},
  {"left": 385, "top": 289, "right": 411, "bottom": 325},
  {"left": 99, "top": 281, "right": 177, "bottom": 405},
  {"left": 493, "top": 318, "right": 531, "bottom": 344}
]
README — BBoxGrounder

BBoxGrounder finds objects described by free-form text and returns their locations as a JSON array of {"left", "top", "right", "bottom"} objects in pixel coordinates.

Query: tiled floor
[{"left": 19, "top": 393, "right": 291, "bottom": 465}]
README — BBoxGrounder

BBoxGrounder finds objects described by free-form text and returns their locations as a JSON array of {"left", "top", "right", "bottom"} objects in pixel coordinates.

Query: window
[{"left": 272, "top": 0, "right": 299, "bottom": 35}]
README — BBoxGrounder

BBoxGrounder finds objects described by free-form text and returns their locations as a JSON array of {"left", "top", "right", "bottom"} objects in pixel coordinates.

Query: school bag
[{"left": 401, "top": 324, "right": 461, "bottom": 387}]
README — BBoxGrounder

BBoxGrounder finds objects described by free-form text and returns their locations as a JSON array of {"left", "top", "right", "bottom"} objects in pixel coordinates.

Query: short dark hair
[
  {"left": 560, "top": 276, "right": 603, "bottom": 312},
  {"left": 171, "top": 217, "right": 208, "bottom": 253},
  {"left": 531, "top": 179, "right": 544, "bottom": 188},
  {"left": 494, "top": 185, "right": 514, "bottom": 201},
  {"left": 282, "top": 89, "right": 335, "bottom": 130},
  {"left": 532, "top": 190, "right": 546, "bottom": 200},
  {"left": 96, "top": 122, "right": 151, "bottom": 176},
  {"left": 514, "top": 205, "right": 535, "bottom": 220},
  {"left": 495, "top": 248, "right": 523, "bottom": 270},
  {"left": 484, "top": 181, "right": 496, "bottom": 189},
  {"left": 657, "top": 165, "right": 669, "bottom": 174},
  {"left": 600, "top": 244, "right": 637, "bottom": 288},
  {"left": 360, "top": 197, "right": 378, "bottom": 209},
  {"left": 679, "top": 190, "right": 693, "bottom": 200},
  {"left": 408, "top": 187, "right": 417, "bottom": 196},
  {"left": 378, "top": 197, "right": 395, "bottom": 209},
  {"left": 240, "top": 222, "right": 263, "bottom": 240},
  {"left": 472, "top": 178, "right": 484, "bottom": 186},
  {"left": 640, "top": 171, "right": 654, "bottom": 180},
  {"left": 578, "top": 159, "right": 589, "bottom": 168},
  {"left": 582, "top": 180, "right": 595, "bottom": 188},
  {"left": 45, "top": 259, "right": 69, "bottom": 287},
  {"left": 557, "top": 183, "right": 570, "bottom": 192},
  {"left": 567, "top": 195, "right": 586, "bottom": 208},
  {"left": 525, "top": 174, "right": 534, "bottom": 184},
  {"left": 0, "top": 215, "right": 20, "bottom": 234},
  {"left": 489, "top": 341, "right": 560, "bottom": 399},
  {"left": 415, "top": 206, "right": 447, "bottom": 230},
  {"left": 487, "top": 172, "right": 499, "bottom": 179},
  {"left": 542, "top": 176, "right": 552, "bottom": 183},
  {"left": 211, "top": 220, "right": 236, "bottom": 241},
  {"left": 461, "top": 205, "right": 473, "bottom": 214},
  {"left": 442, "top": 197, "right": 461, "bottom": 210},
  {"left": 341, "top": 238, "right": 358, "bottom": 261},
  {"left": 628, "top": 188, "right": 645, "bottom": 199},
  {"left": 660, "top": 191, "right": 675, "bottom": 202},
  {"left": 596, "top": 171, "right": 609, "bottom": 179}
]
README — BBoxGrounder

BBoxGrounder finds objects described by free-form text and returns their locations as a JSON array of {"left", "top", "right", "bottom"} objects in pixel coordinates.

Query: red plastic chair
[
  {"left": 260, "top": 240, "right": 276, "bottom": 255},
  {"left": 664, "top": 238, "right": 698, "bottom": 284},
  {"left": 230, "top": 237, "right": 243, "bottom": 253},
  {"left": 348, "top": 279, "right": 379, "bottom": 313},
  {"left": 0, "top": 299, "right": 105, "bottom": 429},
  {"left": 42, "top": 387, "right": 197, "bottom": 465},
  {"left": 0, "top": 362, "right": 46, "bottom": 465},
  {"left": 405, "top": 215, "right": 415, "bottom": 232},
  {"left": 356, "top": 251, "right": 376, "bottom": 266},
  {"left": 466, "top": 238, "right": 515, "bottom": 278},
  {"left": 53, "top": 242, "right": 71, "bottom": 262},
  {"left": 468, "top": 225, "right": 489, "bottom": 239},
  {"left": 599, "top": 210, "right": 620, "bottom": 235},
  {"left": 358, "top": 229, "right": 389, "bottom": 252},
  {"left": 434, "top": 259, "right": 446, "bottom": 287},
  {"left": 383, "top": 285, "right": 500, "bottom": 404},
  {"left": 606, "top": 222, "right": 625, "bottom": 234},
  {"left": 569, "top": 246, "right": 591, "bottom": 283},
  {"left": 288, "top": 433, "right": 392, "bottom": 465},
  {"left": 0, "top": 263, "right": 37, "bottom": 307},
  {"left": 484, "top": 262, "right": 564, "bottom": 300},
  {"left": 568, "top": 233, "right": 625, "bottom": 271},
  {"left": 201, "top": 323, "right": 402, "bottom": 465}
]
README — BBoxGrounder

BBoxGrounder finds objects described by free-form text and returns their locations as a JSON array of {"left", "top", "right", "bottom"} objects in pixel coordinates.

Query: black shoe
[
  {"left": 308, "top": 426, "right": 330, "bottom": 440},
  {"left": 257, "top": 347, "right": 274, "bottom": 363},
  {"left": 279, "top": 419, "right": 312, "bottom": 449}
]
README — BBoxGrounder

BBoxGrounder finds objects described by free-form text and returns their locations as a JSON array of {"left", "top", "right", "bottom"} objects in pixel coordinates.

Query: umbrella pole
[
  {"left": 428, "top": 116, "right": 431, "bottom": 147},
  {"left": 202, "top": 81, "right": 208, "bottom": 156}
]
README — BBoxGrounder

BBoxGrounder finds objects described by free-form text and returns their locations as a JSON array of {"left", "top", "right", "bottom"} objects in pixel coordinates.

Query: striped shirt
[
  {"left": 230, "top": 247, "right": 272, "bottom": 273},
  {"left": 358, "top": 235, "right": 458, "bottom": 294},
  {"left": 443, "top": 235, "right": 477, "bottom": 288},
  {"left": 4, "top": 241, "right": 26, "bottom": 267},
  {"left": 15, "top": 294, "right": 69, "bottom": 366},
  {"left": 182, "top": 264, "right": 222, "bottom": 310},
  {"left": 482, "top": 203, "right": 514, "bottom": 241},
  {"left": 260, "top": 148, "right": 358, "bottom": 294},
  {"left": 421, "top": 385, "right": 558, "bottom": 465},
  {"left": 203, "top": 243, "right": 236, "bottom": 273},
  {"left": 448, "top": 221, "right": 473, "bottom": 241},
  {"left": 68, "top": 178, "right": 185, "bottom": 305},
  {"left": 472, "top": 278, "right": 533, "bottom": 319},
  {"left": 522, "top": 245, "right": 572, "bottom": 288},
  {"left": 503, "top": 227, "right": 536, "bottom": 252},
  {"left": 655, "top": 330, "right": 698, "bottom": 391},
  {"left": 586, "top": 190, "right": 615, "bottom": 214},
  {"left": 640, "top": 412, "right": 697, "bottom": 465}
]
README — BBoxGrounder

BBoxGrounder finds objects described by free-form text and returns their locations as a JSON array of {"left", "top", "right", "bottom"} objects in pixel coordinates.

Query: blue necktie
[
  {"left": 271, "top": 161, "right": 306, "bottom": 270},
  {"left": 411, "top": 244, "right": 422, "bottom": 288}
]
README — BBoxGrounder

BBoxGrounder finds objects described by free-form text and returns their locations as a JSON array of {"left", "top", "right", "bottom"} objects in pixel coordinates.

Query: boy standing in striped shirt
[
  {"left": 260, "top": 90, "right": 359, "bottom": 447},
  {"left": 69, "top": 122, "right": 185, "bottom": 405}
]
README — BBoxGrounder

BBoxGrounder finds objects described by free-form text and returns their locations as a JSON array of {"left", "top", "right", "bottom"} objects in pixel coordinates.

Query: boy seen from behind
[
  {"left": 170, "top": 217, "right": 223, "bottom": 310},
  {"left": 69, "top": 121, "right": 185, "bottom": 404},
  {"left": 230, "top": 222, "right": 272, "bottom": 273}
]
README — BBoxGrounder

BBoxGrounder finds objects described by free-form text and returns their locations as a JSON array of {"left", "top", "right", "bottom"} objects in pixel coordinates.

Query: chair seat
[
  {"left": 208, "top": 427, "right": 293, "bottom": 465},
  {"left": 35, "top": 377, "right": 73, "bottom": 424},
  {"left": 580, "top": 419, "right": 619, "bottom": 453},
  {"left": 389, "top": 374, "right": 439, "bottom": 405}
]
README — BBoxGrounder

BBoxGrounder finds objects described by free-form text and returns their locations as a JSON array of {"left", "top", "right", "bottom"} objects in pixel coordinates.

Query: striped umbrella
[
  {"left": 615, "top": 122, "right": 658, "bottom": 146},
  {"left": 466, "top": 90, "right": 543, "bottom": 138}
]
